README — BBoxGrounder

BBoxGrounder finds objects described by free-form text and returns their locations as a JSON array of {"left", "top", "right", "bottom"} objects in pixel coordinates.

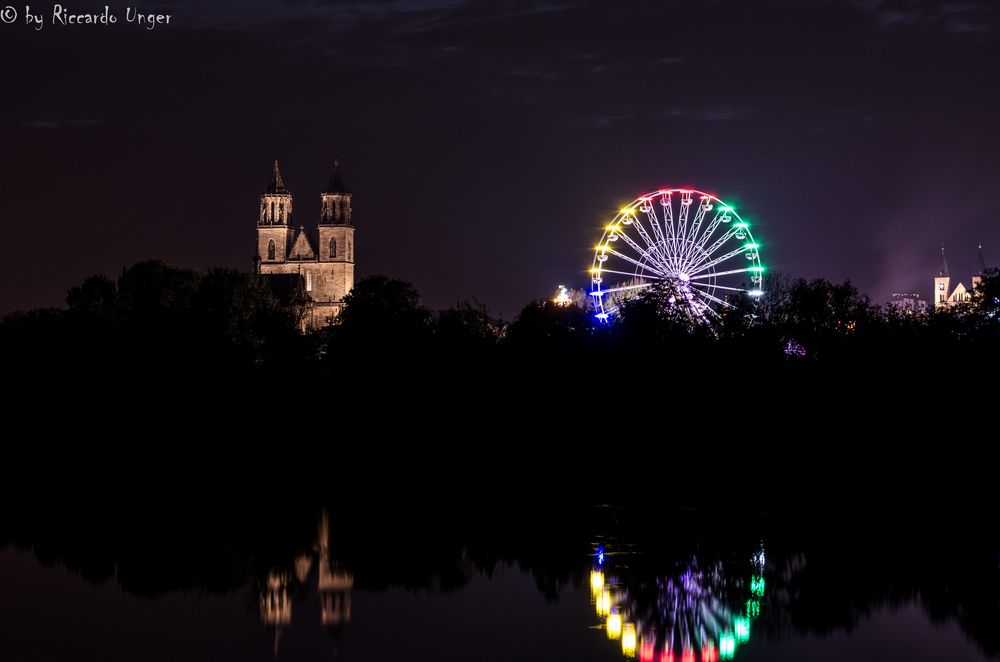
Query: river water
[{"left": 1, "top": 504, "right": 996, "bottom": 661}]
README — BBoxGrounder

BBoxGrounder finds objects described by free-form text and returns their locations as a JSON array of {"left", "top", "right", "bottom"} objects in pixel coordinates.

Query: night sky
[{"left": 2, "top": 0, "right": 998, "bottom": 316}]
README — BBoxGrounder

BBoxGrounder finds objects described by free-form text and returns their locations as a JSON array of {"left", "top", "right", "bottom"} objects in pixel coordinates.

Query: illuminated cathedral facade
[{"left": 255, "top": 159, "right": 355, "bottom": 329}]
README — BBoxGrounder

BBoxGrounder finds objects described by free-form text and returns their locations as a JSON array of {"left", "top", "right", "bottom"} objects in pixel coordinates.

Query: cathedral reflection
[
  {"left": 589, "top": 543, "right": 766, "bottom": 661},
  {"left": 260, "top": 510, "right": 353, "bottom": 655}
]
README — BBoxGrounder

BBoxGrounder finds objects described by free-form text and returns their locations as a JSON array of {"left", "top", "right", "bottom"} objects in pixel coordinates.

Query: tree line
[{"left": 2, "top": 260, "right": 998, "bottom": 429}]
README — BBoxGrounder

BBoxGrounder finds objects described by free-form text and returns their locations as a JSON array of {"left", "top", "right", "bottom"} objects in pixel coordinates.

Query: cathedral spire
[
  {"left": 326, "top": 156, "right": 350, "bottom": 194},
  {"left": 938, "top": 244, "right": 949, "bottom": 277},
  {"left": 266, "top": 160, "right": 290, "bottom": 195},
  {"left": 977, "top": 242, "right": 986, "bottom": 275}
]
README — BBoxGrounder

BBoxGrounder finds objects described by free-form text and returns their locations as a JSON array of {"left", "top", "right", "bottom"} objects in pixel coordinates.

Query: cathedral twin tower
[{"left": 256, "top": 160, "right": 355, "bottom": 329}]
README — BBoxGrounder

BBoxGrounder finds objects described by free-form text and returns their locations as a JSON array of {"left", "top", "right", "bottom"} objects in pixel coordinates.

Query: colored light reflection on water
[
  {"left": 588, "top": 542, "right": 768, "bottom": 661},
  {"left": 734, "top": 616, "right": 750, "bottom": 642},
  {"left": 597, "top": 588, "right": 612, "bottom": 616},
  {"left": 719, "top": 633, "right": 736, "bottom": 660},
  {"left": 591, "top": 570, "right": 605, "bottom": 594},
  {"left": 607, "top": 612, "right": 623, "bottom": 639},
  {"left": 622, "top": 623, "right": 637, "bottom": 657}
]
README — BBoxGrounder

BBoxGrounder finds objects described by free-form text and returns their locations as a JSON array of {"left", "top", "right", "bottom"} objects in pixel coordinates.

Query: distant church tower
[
  {"left": 934, "top": 245, "right": 950, "bottom": 306},
  {"left": 256, "top": 158, "right": 356, "bottom": 329},
  {"left": 933, "top": 244, "right": 984, "bottom": 309},
  {"left": 972, "top": 243, "right": 986, "bottom": 291}
]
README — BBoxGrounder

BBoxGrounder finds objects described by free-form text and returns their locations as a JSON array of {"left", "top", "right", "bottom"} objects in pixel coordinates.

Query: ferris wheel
[{"left": 590, "top": 189, "right": 764, "bottom": 321}]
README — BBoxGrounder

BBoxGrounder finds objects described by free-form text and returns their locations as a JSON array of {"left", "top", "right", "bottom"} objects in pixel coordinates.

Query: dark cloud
[
  {"left": 853, "top": 0, "right": 998, "bottom": 33},
  {"left": 21, "top": 119, "right": 103, "bottom": 130}
]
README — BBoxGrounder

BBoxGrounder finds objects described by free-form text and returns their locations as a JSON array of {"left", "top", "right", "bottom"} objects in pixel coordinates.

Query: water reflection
[
  {"left": 259, "top": 510, "right": 354, "bottom": 655},
  {"left": 590, "top": 542, "right": 768, "bottom": 661},
  {"left": 2, "top": 501, "right": 999, "bottom": 662}
]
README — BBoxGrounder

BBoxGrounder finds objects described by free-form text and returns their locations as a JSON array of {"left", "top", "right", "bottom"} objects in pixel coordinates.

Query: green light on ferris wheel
[{"left": 750, "top": 575, "right": 765, "bottom": 597}]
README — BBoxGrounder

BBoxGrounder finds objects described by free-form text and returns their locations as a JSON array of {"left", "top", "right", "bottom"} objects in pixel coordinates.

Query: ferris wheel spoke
[
  {"left": 691, "top": 288, "right": 733, "bottom": 309},
  {"left": 688, "top": 266, "right": 759, "bottom": 280},
  {"left": 594, "top": 267, "right": 664, "bottom": 279},
  {"left": 681, "top": 197, "right": 712, "bottom": 265},
  {"left": 609, "top": 226, "right": 649, "bottom": 258},
  {"left": 659, "top": 192, "right": 677, "bottom": 256},
  {"left": 662, "top": 193, "right": 684, "bottom": 269},
  {"left": 594, "top": 281, "right": 654, "bottom": 295},
  {"left": 689, "top": 281, "right": 750, "bottom": 293},
  {"left": 701, "top": 304, "right": 723, "bottom": 320},
  {"left": 676, "top": 191, "right": 693, "bottom": 247},
  {"left": 687, "top": 208, "right": 732, "bottom": 267},
  {"left": 686, "top": 246, "right": 745, "bottom": 277},
  {"left": 604, "top": 248, "right": 668, "bottom": 277},
  {"left": 684, "top": 297, "right": 716, "bottom": 324},
  {"left": 689, "top": 197, "right": 712, "bottom": 240},
  {"left": 642, "top": 201, "right": 669, "bottom": 260},
  {"left": 693, "top": 228, "right": 737, "bottom": 267},
  {"left": 630, "top": 215, "right": 671, "bottom": 270},
  {"left": 678, "top": 240, "right": 708, "bottom": 275},
  {"left": 609, "top": 229, "right": 667, "bottom": 273},
  {"left": 685, "top": 230, "right": 743, "bottom": 274}
]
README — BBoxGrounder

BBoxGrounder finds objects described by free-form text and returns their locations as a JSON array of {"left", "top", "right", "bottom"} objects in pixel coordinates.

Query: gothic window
[
  {"left": 347, "top": 239, "right": 352, "bottom": 261},
  {"left": 278, "top": 202, "right": 284, "bottom": 224},
  {"left": 306, "top": 272, "right": 313, "bottom": 292},
  {"left": 329, "top": 238, "right": 337, "bottom": 258},
  {"left": 270, "top": 202, "right": 275, "bottom": 223},
  {"left": 938, "top": 282, "right": 945, "bottom": 291},
  {"left": 268, "top": 240, "right": 275, "bottom": 261}
]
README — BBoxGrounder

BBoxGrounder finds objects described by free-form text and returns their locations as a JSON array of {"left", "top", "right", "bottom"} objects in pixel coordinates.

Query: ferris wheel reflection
[{"left": 589, "top": 543, "right": 766, "bottom": 661}]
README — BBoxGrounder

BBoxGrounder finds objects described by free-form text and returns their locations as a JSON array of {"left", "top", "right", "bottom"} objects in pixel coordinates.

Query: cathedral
[{"left": 255, "top": 159, "right": 355, "bottom": 329}]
